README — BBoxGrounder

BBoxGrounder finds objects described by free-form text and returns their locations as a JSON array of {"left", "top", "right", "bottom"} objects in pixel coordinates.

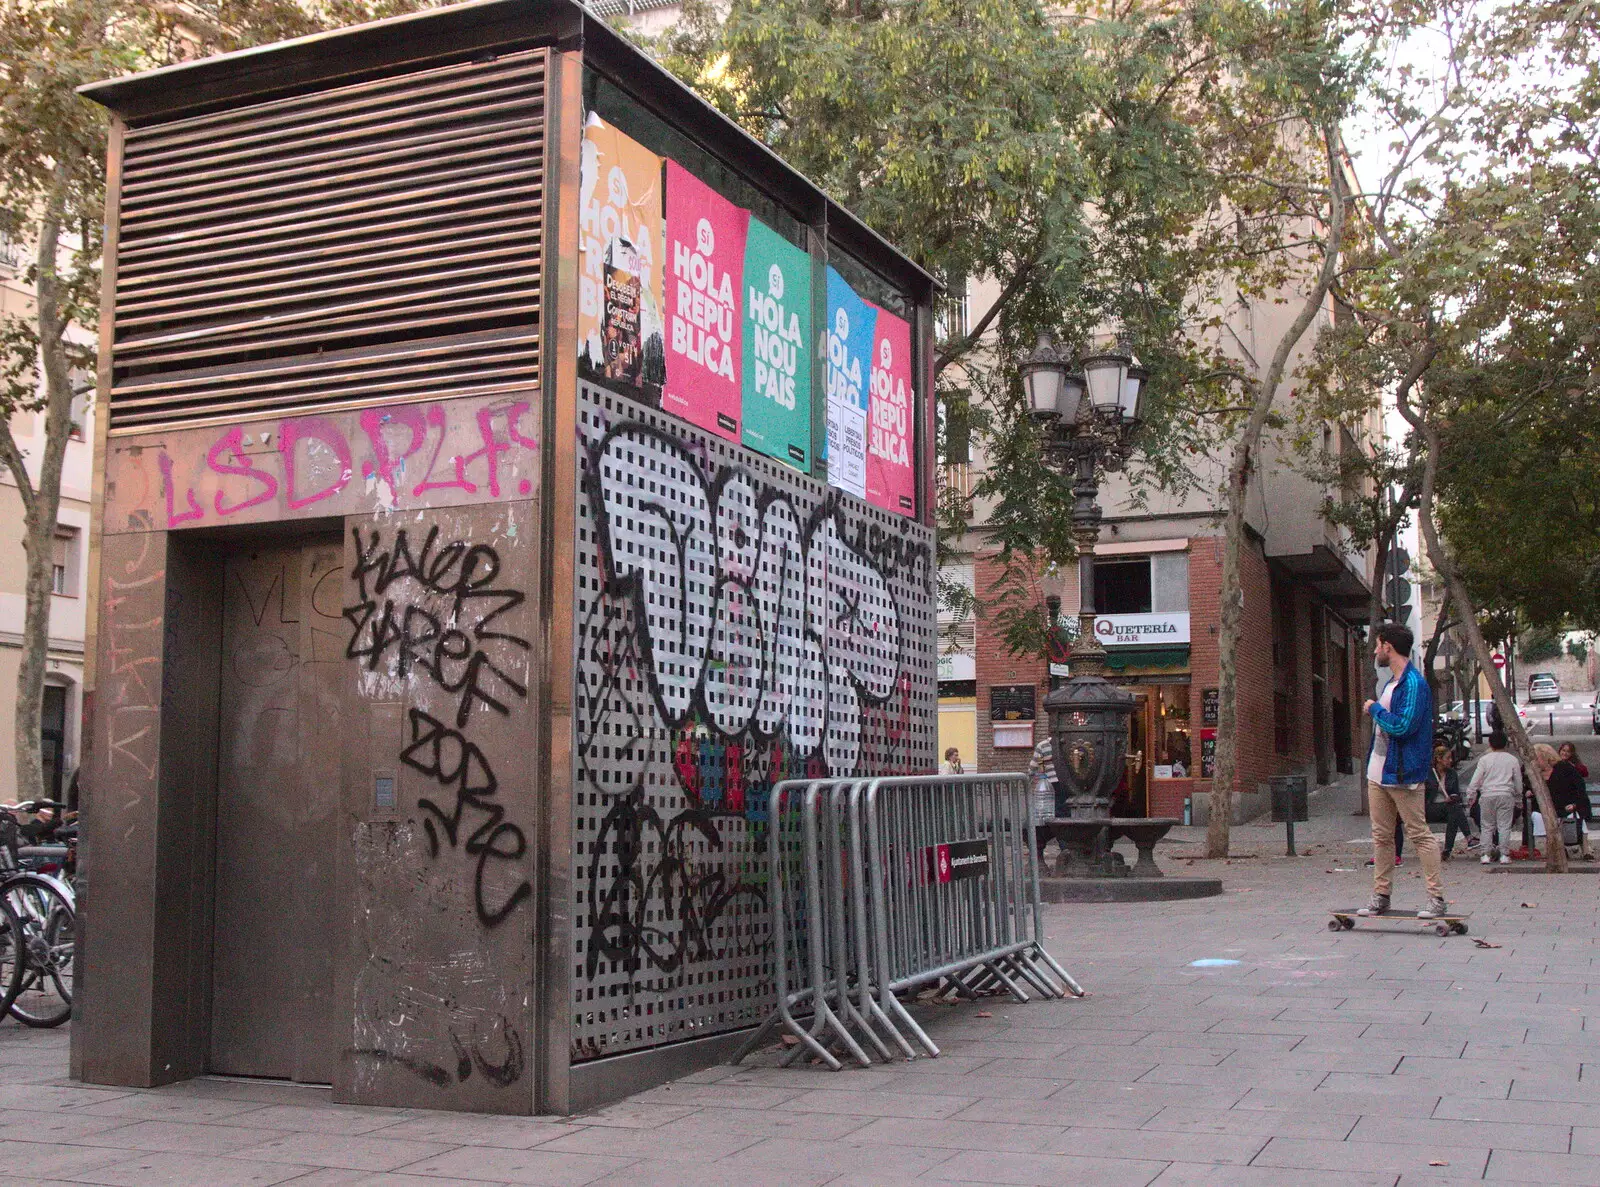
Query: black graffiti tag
[
  {"left": 400, "top": 709, "right": 532, "bottom": 927},
  {"left": 343, "top": 524, "right": 533, "bottom": 929},
  {"left": 344, "top": 524, "right": 528, "bottom": 727}
]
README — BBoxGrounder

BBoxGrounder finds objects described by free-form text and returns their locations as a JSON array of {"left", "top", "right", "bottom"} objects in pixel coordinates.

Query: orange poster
[{"left": 579, "top": 113, "right": 666, "bottom": 404}]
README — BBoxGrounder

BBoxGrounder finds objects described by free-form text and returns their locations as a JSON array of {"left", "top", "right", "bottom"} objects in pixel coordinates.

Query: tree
[
  {"left": 1312, "top": 0, "right": 1600, "bottom": 871},
  {"left": 0, "top": 0, "right": 442, "bottom": 804},
  {"left": 1205, "top": 125, "right": 1351, "bottom": 858},
  {"left": 660, "top": 0, "right": 1352, "bottom": 650}
]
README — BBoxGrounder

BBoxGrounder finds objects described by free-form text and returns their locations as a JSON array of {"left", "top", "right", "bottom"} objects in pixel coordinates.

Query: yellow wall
[{"left": 938, "top": 697, "right": 978, "bottom": 772}]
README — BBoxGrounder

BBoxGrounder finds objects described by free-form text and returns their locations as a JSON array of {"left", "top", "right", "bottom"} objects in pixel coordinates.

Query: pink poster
[
  {"left": 866, "top": 307, "right": 915, "bottom": 516},
  {"left": 663, "top": 160, "right": 748, "bottom": 440}
]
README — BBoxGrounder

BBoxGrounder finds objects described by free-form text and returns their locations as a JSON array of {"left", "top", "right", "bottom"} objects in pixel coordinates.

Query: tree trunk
[
  {"left": 1208, "top": 127, "right": 1347, "bottom": 858},
  {"left": 1394, "top": 369, "right": 1568, "bottom": 872},
  {"left": 0, "top": 159, "right": 78, "bottom": 806}
]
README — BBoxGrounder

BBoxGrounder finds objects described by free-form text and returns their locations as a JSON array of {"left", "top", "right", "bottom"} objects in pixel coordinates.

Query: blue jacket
[{"left": 1368, "top": 663, "right": 1434, "bottom": 785}]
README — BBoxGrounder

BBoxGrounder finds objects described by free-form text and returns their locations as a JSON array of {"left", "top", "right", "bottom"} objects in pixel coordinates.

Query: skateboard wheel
[
  {"left": 1434, "top": 923, "right": 1450, "bottom": 936},
  {"left": 1455, "top": 923, "right": 1468, "bottom": 935},
  {"left": 1342, "top": 918, "right": 1355, "bottom": 929},
  {"left": 1328, "top": 918, "right": 1342, "bottom": 931}
]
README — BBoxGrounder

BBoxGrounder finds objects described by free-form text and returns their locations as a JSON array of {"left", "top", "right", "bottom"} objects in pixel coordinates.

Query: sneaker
[
  {"left": 1417, "top": 897, "right": 1451, "bottom": 919},
  {"left": 1441, "top": 851, "right": 1452, "bottom": 861},
  {"left": 1356, "top": 894, "right": 1390, "bottom": 917},
  {"left": 1481, "top": 854, "right": 1492, "bottom": 864},
  {"left": 1467, "top": 836, "right": 1481, "bottom": 850},
  {"left": 1394, "top": 856, "right": 1403, "bottom": 866},
  {"left": 1499, "top": 854, "right": 1511, "bottom": 864}
]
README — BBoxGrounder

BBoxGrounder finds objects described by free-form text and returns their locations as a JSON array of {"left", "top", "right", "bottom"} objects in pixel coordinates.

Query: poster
[
  {"left": 866, "top": 306, "right": 915, "bottom": 515},
  {"left": 663, "top": 160, "right": 748, "bottom": 440},
  {"left": 578, "top": 114, "right": 665, "bottom": 403},
  {"left": 740, "top": 218, "right": 812, "bottom": 471},
  {"left": 825, "top": 266, "right": 873, "bottom": 500}
]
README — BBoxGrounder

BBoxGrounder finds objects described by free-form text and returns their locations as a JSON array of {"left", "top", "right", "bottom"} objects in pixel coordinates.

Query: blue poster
[{"left": 825, "top": 266, "right": 874, "bottom": 500}]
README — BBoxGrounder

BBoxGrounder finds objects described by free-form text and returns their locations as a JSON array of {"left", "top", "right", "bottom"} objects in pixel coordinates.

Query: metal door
[{"left": 212, "top": 538, "right": 344, "bottom": 1082}]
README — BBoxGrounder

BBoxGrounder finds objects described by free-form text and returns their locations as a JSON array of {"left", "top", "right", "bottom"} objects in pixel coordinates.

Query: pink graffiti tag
[
  {"left": 208, "top": 427, "right": 279, "bottom": 516},
  {"left": 279, "top": 416, "right": 354, "bottom": 510},
  {"left": 359, "top": 406, "right": 430, "bottom": 502},
  {"left": 158, "top": 451, "right": 204, "bottom": 528}
]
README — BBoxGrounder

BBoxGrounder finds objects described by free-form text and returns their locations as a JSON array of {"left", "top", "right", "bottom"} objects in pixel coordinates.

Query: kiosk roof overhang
[{"left": 78, "top": 0, "right": 935, "bottom": 303}]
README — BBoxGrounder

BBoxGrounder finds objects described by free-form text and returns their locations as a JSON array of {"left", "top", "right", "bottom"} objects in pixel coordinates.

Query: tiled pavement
[{"left": 3, "top": 841, "right": 1599, "bottom": 1184}]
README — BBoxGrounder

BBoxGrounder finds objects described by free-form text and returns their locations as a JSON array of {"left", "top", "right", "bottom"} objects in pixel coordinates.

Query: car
[
  {"left": 1445, "top": 699, "right": 1527, "bottom": 736},
  {"left": 1528, "top": 672, "right": 1561, "bottom": 703},
  {"left": 1593, "top": 697, "right": 1600, "bottom": 735}
]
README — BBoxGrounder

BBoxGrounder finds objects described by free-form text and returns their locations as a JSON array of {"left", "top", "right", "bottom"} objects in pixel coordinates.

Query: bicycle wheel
[
  {"left": 0, "top": 899, "right": 25, "bottom": 1020},
  {"left": 4, "top": 875, "right": 73, "bottom": 1027}
]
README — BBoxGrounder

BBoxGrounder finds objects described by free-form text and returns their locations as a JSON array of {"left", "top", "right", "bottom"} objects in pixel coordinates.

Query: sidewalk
[{"left": 2, "top": 820, "right": 1599, "bottom": 1184}]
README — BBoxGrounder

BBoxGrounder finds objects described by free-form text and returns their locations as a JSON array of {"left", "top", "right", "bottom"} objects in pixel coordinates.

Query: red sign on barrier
[{"left": 923, "top": 839, "right": 990, "bottom": 884}]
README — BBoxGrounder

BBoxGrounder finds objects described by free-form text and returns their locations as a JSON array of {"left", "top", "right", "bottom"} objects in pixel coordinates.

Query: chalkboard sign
[
  {"left": 1201, "top": 688, "right": 1219, "bottom": 727},
  {"left": 1201, "top": 727, "right": 1217, "bottom": 778},
  {"left": 989, "top": 684, "right": 1037, "bottom": 722}
]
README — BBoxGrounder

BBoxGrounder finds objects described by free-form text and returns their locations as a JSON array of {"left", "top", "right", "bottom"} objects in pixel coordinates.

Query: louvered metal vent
[{"left": 110, "top": 49, "right": 545, "bottom": 433}]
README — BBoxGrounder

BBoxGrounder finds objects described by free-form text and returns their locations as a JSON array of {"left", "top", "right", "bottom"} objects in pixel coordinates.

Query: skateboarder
[{"left": 1358, "top": 622, "right": 1447, "bottom": 919}]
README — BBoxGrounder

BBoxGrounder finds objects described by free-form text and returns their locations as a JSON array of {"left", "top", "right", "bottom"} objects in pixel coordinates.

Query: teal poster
[{"left": 740, "top": 219, "right": 812, "bottom": 471}]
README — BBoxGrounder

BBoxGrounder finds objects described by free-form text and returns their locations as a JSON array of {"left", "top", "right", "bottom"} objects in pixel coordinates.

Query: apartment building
[
  {"left": 0, "top": 230, "right": 95, "bottom": 802},
  {"left": 940, "top": 274, "right": 1379, "bottom": 820}
]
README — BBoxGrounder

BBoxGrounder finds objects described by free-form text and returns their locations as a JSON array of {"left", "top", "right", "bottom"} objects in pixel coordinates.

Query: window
[
  {"left": 939, "top": 389, "right": 971, "bottom": 465},
  {"left": 935, "top": 283, "right": 969, "bottom": 344},
  {"left": 1095, "top": 560, "right": 1151, "bottom": 614},
  {"left": 1095, "top": 552, "right": 1189, "bottom": 614},
  {"left": 51, "top": 528, "right": 79, "bottom": 597}
]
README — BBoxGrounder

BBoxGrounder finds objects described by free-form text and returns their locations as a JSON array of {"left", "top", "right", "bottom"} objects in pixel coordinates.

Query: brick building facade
[{"left": 967, "top": 530, "right": 1368, "bottom": 822}]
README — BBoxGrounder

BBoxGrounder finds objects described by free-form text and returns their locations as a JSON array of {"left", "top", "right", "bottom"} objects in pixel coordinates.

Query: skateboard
[{"left": 1328, "top": 907, "right": 1469, "bottom": 936}]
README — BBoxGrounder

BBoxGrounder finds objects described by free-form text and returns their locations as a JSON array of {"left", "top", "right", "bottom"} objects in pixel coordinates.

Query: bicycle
[{"left": 0, "top": 803, "right": 75, "bottom": 1027}]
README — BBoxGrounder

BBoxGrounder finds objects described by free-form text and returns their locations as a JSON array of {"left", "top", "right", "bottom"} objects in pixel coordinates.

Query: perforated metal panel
[
  {"left": 572, "top": 380, "right": 937, "bottom": 1061},
  {"left": 109, "top": 50, "right": 545, "bottom": 432}
]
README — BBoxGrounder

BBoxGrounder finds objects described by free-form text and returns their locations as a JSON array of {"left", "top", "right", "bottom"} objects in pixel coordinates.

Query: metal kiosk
[{"left": 73, "top": 0, "right": 937, "bottom": 1116}]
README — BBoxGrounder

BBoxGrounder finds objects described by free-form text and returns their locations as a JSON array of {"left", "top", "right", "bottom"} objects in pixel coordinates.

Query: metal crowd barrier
[{"left": 734, "top": 774, "right": 1083, "bottom": 1070}]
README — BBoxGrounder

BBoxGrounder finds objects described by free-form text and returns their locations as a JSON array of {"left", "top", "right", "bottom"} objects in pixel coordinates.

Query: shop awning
[{"left": 1103, "top": 645, "right": 1190, "bottom": 672}]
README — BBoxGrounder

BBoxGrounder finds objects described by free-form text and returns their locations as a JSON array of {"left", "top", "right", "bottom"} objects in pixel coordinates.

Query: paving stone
[
  {"left": 1251, "top": 1137, "right": 1490, "bottom": 1178},
  {"left": 922, "top": 1147, "right": 1167, "bottom": 1186},
  {"left": 72, "top": 1119, "right": 297, "bottom": 1156},
  {"left": 1482, "top": 1148, "right": 1600, "bottom": 1182},
  {"left": 1039, "top": 1125, "right": 1266, "bottom": 1164},
  {"left": 226, "top": 1103, "right": 418, "bottom": 1136},
  {"left": 780, "top": 1088, "right": 977, "bottom": 1119},
  {"left": 1142, "top": 1105, "right": 1359, "bottom": 1140},
  {"left": 366, "top": 1112, "right": 583, "bottom": 1149},
  {"left": 1349, "top": 1113, "right": 1571, "bottom": 1153},
  {"left": 710, "top": 1135, "right": 958, "bottom": 1177},
  {"left": 1147, "top": 1166, "right": 1399, "bottom": 1187},
  {"left": 228, "top": 1131, "right": 454, "bottom": 1172},
  {"left": 67, "top": 1150, "right": 316, "bottom": 1186},
  {"left": 390, "top": 1145, "right": 636, "bottom": 1185}
]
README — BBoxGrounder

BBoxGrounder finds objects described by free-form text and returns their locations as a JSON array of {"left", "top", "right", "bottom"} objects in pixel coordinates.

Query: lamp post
[{"left": 1021, "top": 332, "right": 1148, "bottom": 820}]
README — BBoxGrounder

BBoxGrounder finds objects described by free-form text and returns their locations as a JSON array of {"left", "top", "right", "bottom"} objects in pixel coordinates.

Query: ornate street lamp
[{"left": 1021, "top": 333, "right": 1147, "bottom": 821}]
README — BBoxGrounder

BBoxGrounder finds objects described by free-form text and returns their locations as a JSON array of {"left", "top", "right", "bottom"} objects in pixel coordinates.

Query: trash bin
[{"left": 1270, "top": 775, "right": 1309, "bottom": 823}]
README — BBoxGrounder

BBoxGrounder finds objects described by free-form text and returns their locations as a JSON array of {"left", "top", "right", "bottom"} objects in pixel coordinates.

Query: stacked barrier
[{"left": 735, "top": 774, "right": 1083, "bottom": 1070}]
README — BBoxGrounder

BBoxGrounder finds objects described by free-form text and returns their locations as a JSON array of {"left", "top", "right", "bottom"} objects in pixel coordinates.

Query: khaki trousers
[{"left": 1370, "top": 780, "right": 1444, "bottom": 899}]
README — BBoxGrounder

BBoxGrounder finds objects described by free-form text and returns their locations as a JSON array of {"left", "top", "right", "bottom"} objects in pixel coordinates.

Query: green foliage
[
  {"left": 658, "top": 0, "right": 1370, "bottom": 662},
  {"left": 1519, "top": 626, "right": 1562, "bottom": 664}
]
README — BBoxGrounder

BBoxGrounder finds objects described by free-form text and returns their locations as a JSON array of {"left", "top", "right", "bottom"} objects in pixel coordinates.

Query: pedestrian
[
  {"left": 1430, "top": 744, "right": 1479, "bottom": 859},
  {"left": 1359, "top": 622, "right": 1448, "bottom": 918},
  {"left": 1466, "top": 730, "right": 1521, "bottom": 863},
  {"left": 1557, "top": 741, "right": 1589, "bottom": 780},
  {"left": 1396, "top": 743, "right": 1477, "bottom": 863},
  {"left": 943, "top": 746, "right": 964, "bottom": 775},
  {"left": 1536, "top": 742, "right": 1593, "bottom": 860}
]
